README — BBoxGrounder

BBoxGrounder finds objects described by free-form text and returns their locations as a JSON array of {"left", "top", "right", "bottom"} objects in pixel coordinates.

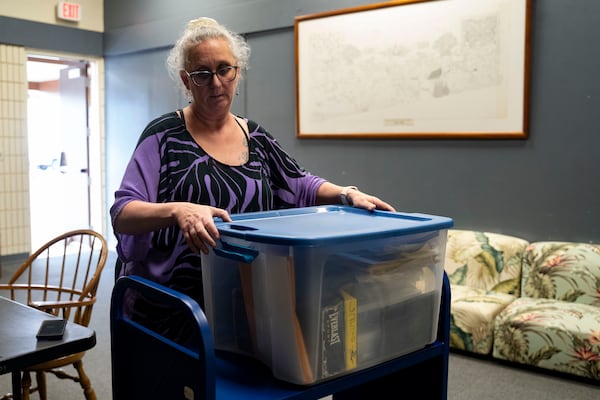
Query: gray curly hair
[{"left": 166, "top": 17, "right": 251, "bottom": 99}]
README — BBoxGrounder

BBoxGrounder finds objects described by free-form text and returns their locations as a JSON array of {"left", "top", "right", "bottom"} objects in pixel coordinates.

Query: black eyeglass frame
[{"left": 185, "top": 65, "right": 239, "bottom": 87}]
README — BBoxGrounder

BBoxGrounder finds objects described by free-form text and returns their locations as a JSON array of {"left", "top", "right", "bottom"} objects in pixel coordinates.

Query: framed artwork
[{"left": 294, "top": 0, "right": 531, "bottom": 139}]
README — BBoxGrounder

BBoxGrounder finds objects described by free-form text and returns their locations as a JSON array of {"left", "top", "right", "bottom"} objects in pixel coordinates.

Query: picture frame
[{"left": 294, "top": 0, "right": 531, "bottom": 139}]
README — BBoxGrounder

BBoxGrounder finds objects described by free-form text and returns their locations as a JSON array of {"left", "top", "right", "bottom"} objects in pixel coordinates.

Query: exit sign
[{"left": 57, "top": 2, "right": 81, "bottom": 22}]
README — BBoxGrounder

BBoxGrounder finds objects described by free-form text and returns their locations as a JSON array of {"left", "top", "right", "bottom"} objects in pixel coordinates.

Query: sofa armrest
[{"left": 444, "top": 229, "right": 529, "bottom": 294}]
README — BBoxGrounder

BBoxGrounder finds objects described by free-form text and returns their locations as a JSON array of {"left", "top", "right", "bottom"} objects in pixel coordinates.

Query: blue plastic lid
[{"left": 215, "top": 206, "right": 453, "bottom": 246}]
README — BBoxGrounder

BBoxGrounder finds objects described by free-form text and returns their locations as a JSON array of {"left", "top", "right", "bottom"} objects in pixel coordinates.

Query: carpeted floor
[{"left": 1, "top": 251, "right": 598, "bottom": 399}]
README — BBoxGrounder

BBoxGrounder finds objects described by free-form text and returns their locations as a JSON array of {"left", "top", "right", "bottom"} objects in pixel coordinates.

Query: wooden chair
[{"left": 0, "top": 229, "right": 108, "bottom": 400}]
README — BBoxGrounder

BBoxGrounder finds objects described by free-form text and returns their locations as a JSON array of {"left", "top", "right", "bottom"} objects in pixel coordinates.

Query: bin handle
[{"left": 213, "top": 241, "right": 259, "bottom": 263}]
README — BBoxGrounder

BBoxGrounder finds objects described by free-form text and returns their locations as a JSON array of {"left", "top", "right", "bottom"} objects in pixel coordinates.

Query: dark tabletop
[{"left": 0, "top": 296, "right": 96, "bottom": 375}]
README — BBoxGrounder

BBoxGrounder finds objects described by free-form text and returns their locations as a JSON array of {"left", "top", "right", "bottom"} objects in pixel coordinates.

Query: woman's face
[{"left": 181, "top": 37, "right": 239, "bottom": 117}]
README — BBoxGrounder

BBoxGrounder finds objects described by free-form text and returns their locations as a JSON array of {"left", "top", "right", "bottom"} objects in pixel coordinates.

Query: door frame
[{"left": 26, "top": 49, "right": 105, "bottom": 250}]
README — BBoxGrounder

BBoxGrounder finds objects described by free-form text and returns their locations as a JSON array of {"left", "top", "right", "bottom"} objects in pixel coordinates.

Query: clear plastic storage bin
[{"left": 201, "top": 206, "right": 453, "bottom": 384}]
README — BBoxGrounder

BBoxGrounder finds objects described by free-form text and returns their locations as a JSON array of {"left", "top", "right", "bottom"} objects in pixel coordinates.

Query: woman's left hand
[{"left": 346, "top": 188, "right": 396, "bottom": 212}]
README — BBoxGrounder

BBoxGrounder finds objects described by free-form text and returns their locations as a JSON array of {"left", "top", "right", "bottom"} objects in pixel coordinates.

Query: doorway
[{"left": 26, "top": 54, "right": 100, "bottom": 251}]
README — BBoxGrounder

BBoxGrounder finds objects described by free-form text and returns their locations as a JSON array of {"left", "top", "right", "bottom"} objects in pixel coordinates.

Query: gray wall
[
  {"left": 101, "top": 0, "right": 596, "bottom": 244},
  {"left": 0, "top": 16, "right": 103, "bottom": 55}
]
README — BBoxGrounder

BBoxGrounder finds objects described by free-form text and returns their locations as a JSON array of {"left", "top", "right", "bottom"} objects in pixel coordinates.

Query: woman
[{"left": 110, "top": 17, "right": 395, "bottom": 319}]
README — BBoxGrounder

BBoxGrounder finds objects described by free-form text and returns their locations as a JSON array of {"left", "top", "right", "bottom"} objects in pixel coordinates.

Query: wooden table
[{"left": 0, "top": 296, "right": 96, "bottom": 400}]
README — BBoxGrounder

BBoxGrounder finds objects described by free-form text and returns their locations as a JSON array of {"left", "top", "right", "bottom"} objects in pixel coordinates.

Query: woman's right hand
[{"left": 173, "top": 203, "right": 232, "bottom": 254}]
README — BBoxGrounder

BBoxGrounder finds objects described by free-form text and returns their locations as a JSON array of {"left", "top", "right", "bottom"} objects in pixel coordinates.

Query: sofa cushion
[
  {"left": 521, "top": 241, "right": 600, "bottom": 305},
  {"left": 493, "top": 297, "right": 600, "bottom": 380},
  {"left": 450, "top": 285, "right": 517, "bottom": 354},
  {"left": 445, "top": 230, "right": 529, "bottom": 294}
]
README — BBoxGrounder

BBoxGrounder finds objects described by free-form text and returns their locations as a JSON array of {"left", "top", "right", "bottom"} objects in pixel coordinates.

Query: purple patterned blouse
[{"left": 110, "top": 111, "right": 326, "bottom": 307}]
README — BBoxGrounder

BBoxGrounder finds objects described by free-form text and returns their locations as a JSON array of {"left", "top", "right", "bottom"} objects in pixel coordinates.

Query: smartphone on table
[{"left": 36, "top": 319, "right": 67, "bottom": 340}]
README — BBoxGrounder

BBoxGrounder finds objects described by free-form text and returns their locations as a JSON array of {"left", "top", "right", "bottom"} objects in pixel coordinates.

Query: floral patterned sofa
[
  {"left": 493, "top": 241, "right": 600, "bottom": 381},
  {"left": 444, "top": 229, "right": 529, "bottom": 355}
]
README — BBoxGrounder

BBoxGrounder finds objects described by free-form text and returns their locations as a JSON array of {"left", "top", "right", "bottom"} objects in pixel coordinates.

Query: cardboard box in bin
[{"left": 201, "top": 205, "right": 453, "bottom": 385}]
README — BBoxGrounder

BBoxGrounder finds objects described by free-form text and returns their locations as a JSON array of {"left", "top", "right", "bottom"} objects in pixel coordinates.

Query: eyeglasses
[{"left": 185, "top": 65, "right": 239, "bottom": 87}]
